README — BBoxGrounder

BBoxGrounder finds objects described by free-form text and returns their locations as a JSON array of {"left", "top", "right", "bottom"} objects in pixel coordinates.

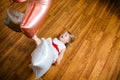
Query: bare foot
[{"left": 32, "top": 35, "right": 41, "bottom": 46}]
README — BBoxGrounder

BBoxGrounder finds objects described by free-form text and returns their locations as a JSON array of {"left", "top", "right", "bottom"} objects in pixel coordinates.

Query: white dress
[{"left": 31, "top": 37, "right": 66, "bottom": 79}]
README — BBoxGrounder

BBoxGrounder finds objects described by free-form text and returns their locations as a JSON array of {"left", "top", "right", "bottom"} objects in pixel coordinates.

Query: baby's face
[{"left": 59, "top": 32, "right": 70, "bottom": 44}]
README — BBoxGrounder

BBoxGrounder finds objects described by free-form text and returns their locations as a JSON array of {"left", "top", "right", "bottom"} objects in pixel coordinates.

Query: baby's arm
[
  {"left": 32, "top": 35, "right": 41, "bottom": 46},
  {"left": 56, "top": 49, "right": 66, "bottom": 65}
]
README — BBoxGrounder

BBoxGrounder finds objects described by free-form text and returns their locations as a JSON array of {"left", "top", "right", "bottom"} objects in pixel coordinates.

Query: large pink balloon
[
  {"left": 13, "top": 0, "right": 27, "bottom": 2},
  {"left": 13, "top": 0, "right": 52, "bottom": 38}
]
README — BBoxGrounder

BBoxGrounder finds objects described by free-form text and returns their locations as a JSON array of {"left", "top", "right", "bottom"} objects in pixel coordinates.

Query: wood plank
[{"left": 0, "top": 0, "right": 120, "bottom": 80}]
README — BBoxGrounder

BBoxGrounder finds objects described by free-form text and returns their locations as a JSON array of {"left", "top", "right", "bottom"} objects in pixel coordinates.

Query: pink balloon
[
  {"left": 13, "top": 0, "right": 27, "bottom": 2},
  {"left": 12, "top": 0, "right": 52, "bottom": 38}
]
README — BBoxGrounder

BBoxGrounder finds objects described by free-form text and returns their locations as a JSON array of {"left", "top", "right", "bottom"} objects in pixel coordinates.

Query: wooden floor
[{"left": 0, "top": 0, "right": 120, "bottom": 80}]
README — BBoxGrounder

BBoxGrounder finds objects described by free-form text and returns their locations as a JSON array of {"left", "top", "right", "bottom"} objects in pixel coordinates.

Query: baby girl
[{"left": 30, "top": 31, "right": 75, "bottom": 79}]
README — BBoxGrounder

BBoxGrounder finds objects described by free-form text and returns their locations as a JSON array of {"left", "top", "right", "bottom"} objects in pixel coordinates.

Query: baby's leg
[{"left": 32, "top": 35, "right": 41, "bottom": 46}]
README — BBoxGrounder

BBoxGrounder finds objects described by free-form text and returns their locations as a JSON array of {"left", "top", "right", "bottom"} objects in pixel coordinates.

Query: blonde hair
[{"left": 65, "top": 31, "right": 75, "bottom": 46}]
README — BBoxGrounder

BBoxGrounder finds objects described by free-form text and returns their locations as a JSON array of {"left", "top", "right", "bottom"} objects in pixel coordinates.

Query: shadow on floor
[
  {"left": 3, "top": 17, "right": 22, "bottom": 32},
  {"left": 98, "top": 0, "right": 120, "bottom": 19}
]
